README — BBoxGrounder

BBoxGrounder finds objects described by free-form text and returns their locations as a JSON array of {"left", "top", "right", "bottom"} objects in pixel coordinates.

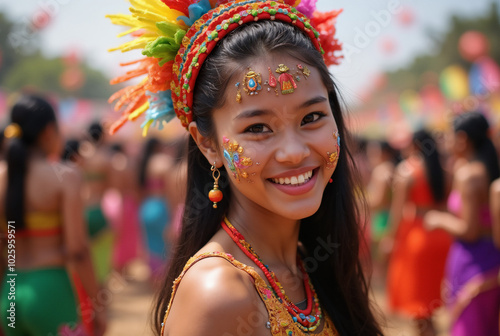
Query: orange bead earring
[{"left": 208, "top": 164, "right": 223, "bottom": 208}]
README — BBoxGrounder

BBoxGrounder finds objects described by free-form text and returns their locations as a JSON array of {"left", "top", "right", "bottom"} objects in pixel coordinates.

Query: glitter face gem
[
  {"left": 238, "top": 65, "right": 312, "bottom": 100},
  {"left": 223, "top": 137, "right": 253, "bottom": 181},
  {"left": 326, "top": 131, "right": 341, "bottom": 170},
  {"left": 297, "top": 64, "right": 311, "bottom": 78},
  {"left": 267, "top": 67, "right": 279, "bottom": 96},
  {"left": 243, "top": 69, "right": 262, "bottom": 96},
  {"left": 236, "top": 82, "right": 242, "bottom": 103},
  {"left": 275, "top": 64, "right": 297, "bottom": 95}
]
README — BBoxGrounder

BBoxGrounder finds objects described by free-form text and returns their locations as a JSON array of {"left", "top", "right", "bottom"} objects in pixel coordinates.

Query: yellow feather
[
  {"left": 142, "top": 119, "right": 153, "bottom": 137},
  {"left": 130, "top": 0, "right": 170, "bottom": 16},
  {"left": 129, "top": 102, "right": 150, "bottom": 121},
  {"left": 108, "top": 36, "right": 154, "bottom": 52},
  {"left": 106, "top": 14, "right": 139, "bottom": 27},
  {"left": 130, "top": 8, "right": 167, "bottom": 23},
  {"left": 129, "top": 0, "right": 186, "bottom": 26},
  {"left": 117, "top": 26, "right": 142, "bottom": 38}
]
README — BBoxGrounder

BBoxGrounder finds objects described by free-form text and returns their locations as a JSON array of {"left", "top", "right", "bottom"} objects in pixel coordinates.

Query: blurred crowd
[
  {"left": 0, "top": 95, "right": 188, "bottom": 336},
  {"left": 355, "top": 111, "right": 500, "bottom": 336},
  {"left": 0, "top": 95, "right": 499, "bottom": 336}
]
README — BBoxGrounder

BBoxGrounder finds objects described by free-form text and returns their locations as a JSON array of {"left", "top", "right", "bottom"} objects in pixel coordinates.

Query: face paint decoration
[
  {"left": 242, "top": 69, "right": 262, "bottom": 96},
  {"left": 275, "top": 64, "right": 297, "bottom": 95},
  {"left": 326, "top": 131, "right": 341, "bottom": 170},
  {"left": 267, "top": 67, "right": 279, "bottom": 96},
  {"left": 297, "top": 64, "right": 311, "bottom": 79},
  {"left": 223, "top": 137, "right": 253, "bottom": 181},
  {"left": 235, "top": 82, "right": 242, "bottom": 103},
  {"left": 237, "top": 64, "right": 312, "bottom": 101}
]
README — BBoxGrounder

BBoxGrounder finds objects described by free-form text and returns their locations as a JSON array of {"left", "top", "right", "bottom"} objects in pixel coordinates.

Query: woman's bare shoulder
[
  {"left": 455, "top": 162, "right": 488, "bottom": 190},
  {"left": 163, "top": 253, "right": 264, "bottom": 335},
  {"left": 491, "top": 178, "right": 500, "bottom": 194}
]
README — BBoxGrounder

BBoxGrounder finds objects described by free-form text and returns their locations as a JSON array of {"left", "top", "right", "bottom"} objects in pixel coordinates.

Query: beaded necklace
[{"left": 221, "top": 218, "right": 323, "bottom": 332}]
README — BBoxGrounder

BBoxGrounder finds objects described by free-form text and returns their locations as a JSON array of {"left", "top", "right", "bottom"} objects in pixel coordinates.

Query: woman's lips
[
  {"left": 268, "top": 168, "right": 319, "bottom": 196},
  {"left": 271, "top": 169, "right": 313, "bottom": 186}
]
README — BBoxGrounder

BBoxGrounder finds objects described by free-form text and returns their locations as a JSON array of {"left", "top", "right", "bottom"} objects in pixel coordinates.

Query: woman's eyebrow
[
  {"left": 234, "top": 96, "right": 327, "bottom": 120},
  {"left": 234, "top": 109, "right": 273, "bottom": 120},
  {"left": 299, "top": 96, "right": 328, "bottom": 109}
]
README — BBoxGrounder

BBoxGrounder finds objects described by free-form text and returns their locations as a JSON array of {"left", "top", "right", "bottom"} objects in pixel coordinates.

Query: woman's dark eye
[
  {"left": 245, "top": 124, "right": 271, "bottom": 133},
  {"left": 301, "top": 112, "right": 325, "bottom": 126}
]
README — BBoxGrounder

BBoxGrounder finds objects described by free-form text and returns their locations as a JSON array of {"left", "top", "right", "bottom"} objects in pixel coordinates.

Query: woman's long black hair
[
  {"left": 154, "top": 20, "right": 383, "bottom": 335},
  {"left": 5, "top": 95, "right": 57, "bottom": 230},
  {"left": 454, "top": 111, "right": 500, "bottom": 182},
  {"left": 413, "top": 130, "right": 446, "bottom": 202}
]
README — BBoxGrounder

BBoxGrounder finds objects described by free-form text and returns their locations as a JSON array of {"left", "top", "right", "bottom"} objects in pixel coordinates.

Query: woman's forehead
[{"left": 216, "top": 57, "right": 328, "bottom": 118}]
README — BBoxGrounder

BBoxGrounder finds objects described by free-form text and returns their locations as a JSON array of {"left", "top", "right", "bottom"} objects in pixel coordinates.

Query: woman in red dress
[{"left": 385, "top": 130, "right": 452, "bottom": 336}]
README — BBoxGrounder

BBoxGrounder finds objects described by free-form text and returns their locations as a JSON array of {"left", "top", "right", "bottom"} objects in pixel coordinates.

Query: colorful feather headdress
[{"left": 107, "top": 0, "right": 342, "bottom": 136}]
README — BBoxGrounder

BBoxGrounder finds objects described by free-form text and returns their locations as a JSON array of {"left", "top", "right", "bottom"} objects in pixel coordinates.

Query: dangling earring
[{"left": 208, "top": 164, "right": 223, "bottom": 208}]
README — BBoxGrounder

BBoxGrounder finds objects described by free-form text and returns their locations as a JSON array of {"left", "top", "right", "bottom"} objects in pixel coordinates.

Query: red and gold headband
[{"left": 107, "top": 0, "right": 342, "bottom": 135}]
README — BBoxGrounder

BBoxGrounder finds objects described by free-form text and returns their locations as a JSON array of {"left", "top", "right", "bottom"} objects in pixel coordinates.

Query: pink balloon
[
  {"left": 31, "top": 9, "right": 52, "bottom": 30},
  {"left": 459, "top": 31, "right": 489, "bottom": 62},
  {"left": 380, "top": 37, "right": 396, "bottom": 54},
  {"left": 60, "top": 67, "right": 85, "bottom": 91},
  {"left": 397, "top": 7, "right": 415, "bottom": 26},
  {"left": 63, "top": 49, "right": 80, "bottom": 66}
]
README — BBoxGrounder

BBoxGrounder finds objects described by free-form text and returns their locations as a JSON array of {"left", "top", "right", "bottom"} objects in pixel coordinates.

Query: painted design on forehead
[
  {"left": 236, "top": 69, "right": 262, "bottom": 103},
  {"left": 326, "top": 131, "right": 341, "bottom": 170},
  {"left": 236, "top": 64, "right": 313, "bottom": 102},
  {"left": 235, "top": 82, "right": 242, "bottom": 103},
  {"left": 243, "top": 69, "right": 262, "bottom": 96},
  {"left": 275, "top": 64, "right": 297, "bottom": 95},
  {"left": 222, "top": 137, "right": 253, "bottom": 182},
  {"left": 267, "top": 67, "right": 279, "bottom": 96},
  {"left": 297, "top": 64, "right": 311, "bottom": 78}
]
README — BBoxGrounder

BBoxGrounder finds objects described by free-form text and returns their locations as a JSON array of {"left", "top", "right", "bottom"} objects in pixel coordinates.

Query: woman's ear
[{"left": 189, "top": 121, "right": 222, "bottom": 167}]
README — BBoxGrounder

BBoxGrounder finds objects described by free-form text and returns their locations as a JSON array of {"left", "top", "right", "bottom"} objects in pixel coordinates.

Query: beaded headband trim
[{"left": 107, "top": 0, "right": 342, "bottom": 136}]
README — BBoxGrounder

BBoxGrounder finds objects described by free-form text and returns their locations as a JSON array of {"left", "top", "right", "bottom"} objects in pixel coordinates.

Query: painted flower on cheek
[
  {"left": 326, "top": 131, "right": 341, "bottom": 170},
  {"left": 222, "top": 136, "right": 253, "bottom": 181}
]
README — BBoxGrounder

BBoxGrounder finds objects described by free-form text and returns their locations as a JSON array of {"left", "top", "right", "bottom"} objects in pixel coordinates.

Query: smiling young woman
[{"left": 108, "top": 1, "right": 383, "bottom": 335}]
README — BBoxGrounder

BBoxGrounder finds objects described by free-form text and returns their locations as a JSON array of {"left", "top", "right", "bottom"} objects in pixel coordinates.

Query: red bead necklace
[{"left": 221, "top": 218, "right": 323, "bottom": 331}]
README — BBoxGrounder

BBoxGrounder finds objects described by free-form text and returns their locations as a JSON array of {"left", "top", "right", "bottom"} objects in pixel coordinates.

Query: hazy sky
[{"left": 1, "top": 0, "right": 497, "bottom": 105}]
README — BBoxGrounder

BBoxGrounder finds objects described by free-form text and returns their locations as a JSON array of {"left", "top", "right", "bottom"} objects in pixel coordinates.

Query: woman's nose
[{"left": 275, "top": 132, "right": 310, "bottom": 165}]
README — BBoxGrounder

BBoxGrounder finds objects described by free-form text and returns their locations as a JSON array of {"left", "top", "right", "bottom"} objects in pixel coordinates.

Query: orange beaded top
[{"left": 161, "top": 251, "right": 339, "bottom": 335}]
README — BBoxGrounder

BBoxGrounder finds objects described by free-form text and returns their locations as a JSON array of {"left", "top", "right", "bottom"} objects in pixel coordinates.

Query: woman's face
[
  {"left": 209, "top": 56, "right": 339, "bottom": 220},
  {"left": 446, "top": 129, "right": 467, "bottom": 158}
]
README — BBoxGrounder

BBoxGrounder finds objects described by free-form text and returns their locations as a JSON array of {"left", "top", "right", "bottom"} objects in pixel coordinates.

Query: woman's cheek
[{"left": 222, "top": 136, "right": 254, "bottom": 182}]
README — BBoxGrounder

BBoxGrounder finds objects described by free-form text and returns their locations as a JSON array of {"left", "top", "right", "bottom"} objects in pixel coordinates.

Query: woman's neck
[{"left": 226, "top": 197, "right": 300, "bottom": 272}]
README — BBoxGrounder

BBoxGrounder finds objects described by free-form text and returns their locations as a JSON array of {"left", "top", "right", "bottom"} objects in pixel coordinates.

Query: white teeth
[{"left": 271, "top": 170, "right": 313, "bottom": 186}]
